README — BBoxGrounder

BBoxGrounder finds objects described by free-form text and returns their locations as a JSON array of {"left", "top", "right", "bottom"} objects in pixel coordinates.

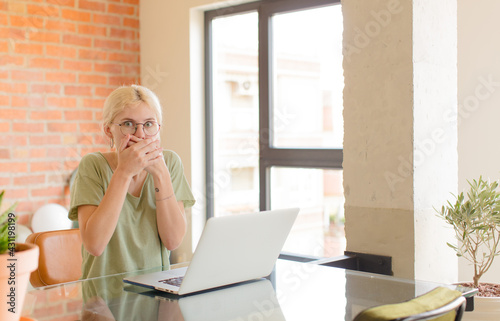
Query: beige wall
[{"left": 458, "top": 0, "right": 500, "bottom": 283}]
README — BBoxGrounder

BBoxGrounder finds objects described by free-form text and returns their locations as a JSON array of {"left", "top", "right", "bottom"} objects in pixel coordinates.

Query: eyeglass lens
[{"left": 119, "top": 121, "right": 160, "bottom": 136}]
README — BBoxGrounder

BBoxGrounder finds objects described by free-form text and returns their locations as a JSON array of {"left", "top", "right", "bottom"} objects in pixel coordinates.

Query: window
[{"left": 205, "top": 0, "right": 343, "bottom": 259}]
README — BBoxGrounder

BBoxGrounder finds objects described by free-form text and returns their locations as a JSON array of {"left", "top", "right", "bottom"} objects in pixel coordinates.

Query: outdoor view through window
[{"left": 210, "top": 4, "right": 344, "bottom": 258}]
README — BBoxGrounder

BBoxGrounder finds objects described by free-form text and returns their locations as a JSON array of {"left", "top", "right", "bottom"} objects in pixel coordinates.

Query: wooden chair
[
  {"left": 25, "top": 228, "right": 82, "bottom": 287},
  {"left": 353, "top": 287, "right": 466, "bottom": 321}
]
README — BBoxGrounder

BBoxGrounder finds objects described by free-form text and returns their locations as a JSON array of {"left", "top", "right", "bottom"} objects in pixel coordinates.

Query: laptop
[{"left": 123, "top": 208, "right": 299, "bottom": 295}]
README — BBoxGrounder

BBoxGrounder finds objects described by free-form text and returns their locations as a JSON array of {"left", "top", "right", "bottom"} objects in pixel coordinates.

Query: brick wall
[{"left": 0, "top": 0, "right": 140, "bottom": 225}]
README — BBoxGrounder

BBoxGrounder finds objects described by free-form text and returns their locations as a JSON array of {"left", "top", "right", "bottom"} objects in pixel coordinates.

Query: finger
[{"left": 118, "top": 135, "right": 130, "bottom": 152}]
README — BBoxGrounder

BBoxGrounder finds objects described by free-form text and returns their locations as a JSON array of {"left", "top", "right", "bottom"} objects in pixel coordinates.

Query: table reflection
[{"left": 22, "top": 260, "right": 475, "bottom": 321}]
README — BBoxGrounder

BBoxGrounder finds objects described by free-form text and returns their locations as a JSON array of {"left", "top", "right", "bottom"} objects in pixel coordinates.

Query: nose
[{"left": 134, "top": 124, "right": 146, "bottom": 139}]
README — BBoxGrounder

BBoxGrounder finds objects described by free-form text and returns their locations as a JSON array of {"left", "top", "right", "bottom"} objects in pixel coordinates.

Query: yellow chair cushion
[{"left": 354, "top": 287, "right": 462, "bottom": 321}]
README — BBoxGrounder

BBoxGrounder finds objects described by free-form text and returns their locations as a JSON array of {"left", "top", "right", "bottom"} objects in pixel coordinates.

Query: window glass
[
  {"left": 211, "top": 12, "right": 260, "bottom": 216},
  {"left": 271, "top": 6, "right": 343, "bottom": 149},
  {"left": 271, "top": 167, "right": 345, "bottom": 257}
]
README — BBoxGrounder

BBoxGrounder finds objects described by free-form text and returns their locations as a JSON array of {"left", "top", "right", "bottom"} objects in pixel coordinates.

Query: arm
[
  {"left": 148, "top": 163, "right": 187, "bottom": 250},
  {"left": 78, "top": 135, "right": 161, "bottom": 256}
]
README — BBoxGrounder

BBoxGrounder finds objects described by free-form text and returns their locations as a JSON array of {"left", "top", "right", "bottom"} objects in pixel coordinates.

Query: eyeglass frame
[{"left": 111, "top": 120, "right": 161, "bottom": 136}]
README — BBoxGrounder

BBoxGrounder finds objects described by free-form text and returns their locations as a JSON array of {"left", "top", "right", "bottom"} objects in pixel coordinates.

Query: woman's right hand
[{"left": 115, "top": 134, "right": 161, "bottom": 177}]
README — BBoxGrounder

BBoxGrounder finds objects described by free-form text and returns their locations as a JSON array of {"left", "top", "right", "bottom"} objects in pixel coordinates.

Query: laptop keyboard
[{"left": 158, "top": 276, "right": 184, "bottom": 287}]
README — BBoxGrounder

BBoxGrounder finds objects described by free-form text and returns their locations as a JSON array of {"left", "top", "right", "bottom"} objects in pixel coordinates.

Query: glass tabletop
[{"left": 22, "top": 259, "right": 476, "bottom": 321}]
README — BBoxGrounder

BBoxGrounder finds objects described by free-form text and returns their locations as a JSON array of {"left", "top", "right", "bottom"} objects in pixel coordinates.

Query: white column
[{"left": 343, "top": 0, "right": 458, "bottom": 282}]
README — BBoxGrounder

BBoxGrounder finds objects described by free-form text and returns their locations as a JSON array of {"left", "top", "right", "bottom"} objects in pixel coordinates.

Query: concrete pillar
[{"left": 343, "top": 0, "right": 458, "bottom": 283}]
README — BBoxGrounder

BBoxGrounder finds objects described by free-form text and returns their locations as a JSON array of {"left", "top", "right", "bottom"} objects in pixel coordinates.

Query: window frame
[{"left": 205, "top": 0, "right": 343, "bottom": 228}]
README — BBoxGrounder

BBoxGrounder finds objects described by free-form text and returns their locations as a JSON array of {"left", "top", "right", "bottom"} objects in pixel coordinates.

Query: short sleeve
[
  {"left": 164, "top": 150, "right": 196, "bottom": 209},
  {"left": 68, "top": 154, "right": 108, "bottom": 221}
]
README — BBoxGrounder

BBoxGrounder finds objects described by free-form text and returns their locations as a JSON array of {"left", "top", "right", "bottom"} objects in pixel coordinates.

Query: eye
[
  {"left": 144, "top": 121, "right": 154, "bottom": 128},
  {"left": 122, "top": 121, "right": 135, "bottom": 128}
]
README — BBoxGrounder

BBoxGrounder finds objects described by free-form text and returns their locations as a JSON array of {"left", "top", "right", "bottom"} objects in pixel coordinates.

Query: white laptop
[{"left": 123, "top": 208, "right": 299, "bottom": 295}]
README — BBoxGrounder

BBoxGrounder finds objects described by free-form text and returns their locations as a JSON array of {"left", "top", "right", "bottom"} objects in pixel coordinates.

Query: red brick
[
  {"left": 95, "top": 86, "right": 114, "bottom": 97},
  {"left": 46, "top": 146, "right": 78, "bottom": 158},
  {"left": 30, "top": 161, "right": 62, "bottom": 172},
  {"left": 78, "top": 49, "right": 107, "bottom": 60},
  {"left": 32, "top": 186, "right": 63, "bottom": 197},
  {"left": 109, "top": 76, "right": 137, "bottom": 86},
  {"left": 12, "top": 148, "right": 29, "bottom": 159},
  {"left": 0, "top": 55, "right": 24, "bottom": 67},
  {"left": 29, "top": 57, "right": 61, "bottom": 69},
  {"left": 13, "top": 174, "right": 45, "bottom": 185},
  {"left": 93, "top": 38, "right": 121, "bottom": 50},
  {"left": 108, "top": 52, "right": 138, "bottom": 63},
  {"left": 30, "top": 148, "right": 47, "bottom": 158},
  {"left": 48, "top": 122, "right": 78, "bottom": 132},
  {"left": 14, "top": 43, "right": 44, "bottom": 55},
  {"left": 1, "top": 189, "right": 28, "bottom": 199},
  {"left": 79, "top": 0, "right": 106, "bottom": 11},
  {"left": 0, "top": 135, "right": 27, "bottom": 146},
  {"left": 0, "top": 41, "right": 8, "bottom": 53},
  {"left": 78, "top": 24, "right": 107, "bottom": 36},
  {"left": 63, "top": 60, "right": 92, "bottom": 71},
  {"left": 45, "top": 20, "right": 76, "bottom": 33},
  {"left": 0, "top": 122, "right": 9, "bottom": 132},
  {"left": 47, "top": 97, "right": 77, "bottom": 108},
  {"left": 93, "top": 13, "right": 120, "bottom": 26},
  {"left": 0, "top": 176, "right": 11, "bottom": 186},
  {"left": 11, "top": 70, "right": 44, "bottom": 81},
  {"left": 79, "top": 74, "right": 107, "bottom": 85},
  {"left": 7, "top": 2, "right": 26, "bottom": 14},
  {"left": 83, "top": 98, "right": 105, "bottom": 109},
  {"left": 13, "top": 122, "right": 44, "bottom": 133},
  {"left": 31, "top": 110, "right": 63, "bottom": 120},
  {"left": 61, "top": 9, "right": 91, "bottom": 22},
  {"left": 27, "top": 4, "right": 60, "bottom": 18},
  {"left": 48, "top": 0, "right": 75, "bottom": 7},
  {"left": 0, "top": 162, "right": 28, "bottom": 172},
  {"left": 80, "top": 122, "right": 101, "bottom": 133},
  {"left": 108, "top": 3, "right": 135, "bottom": 15},
  {"left": 0, "top": 149, "right": 10, "bottom": 159},
  {"left": 0, "top": 109, "right": 27, "bottom": 119},
  {"left": 46, "top": 45, "right": 77, "bottom": 59},
  {"left": 0, "top": 27, "right": 24, "bottom": 41},
  {"left": 124, "top": 64, "right": 140, "bottom": 74},
  {"left": 123, "top": 17, "right": 139, "bottom": 28},
  {"left": 31, "top": 84, "right": 61, "bottom": 94},
  {"left": 29, "top": 135, "right": 61, "bottom": 145},
  {"left": 94, "top": 62, "right": 122, "bottom": 73},
  {"left": 0, "top": 13, "right": 7, "bottom": 26},
  {"left": 29, "top": 31, "right": 60, "bottom": 43},
  {"left": 9, "top": 15, "right": 31, "bottom": 27},
  {"left": 64, "top": 85, "right": 92, "bottom": 96},
  {"left": 11, "top": 95, "right": 44, "bottom": 107},
  {"left": 0, "top": 82, "right": 27, "bottom": 94},
  {"left": 123, "top": 41, "right": 140, "bottom": 52},
  {"left": 46, "top": 97, "right": 77, "bottom": 108},
  {"left": 62, "top": 34, "right": 92, "bottom": 47},
  {"left": 45, "top": 71, "right": 76, "bottom": 83},
  {"left": 110, "top": 28, "right": 136, "bottom": 40}
]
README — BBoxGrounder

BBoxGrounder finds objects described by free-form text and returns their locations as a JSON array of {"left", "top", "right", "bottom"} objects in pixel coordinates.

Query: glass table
[{"left": 21, "top": 259, "right": 476, "bottom": 321}]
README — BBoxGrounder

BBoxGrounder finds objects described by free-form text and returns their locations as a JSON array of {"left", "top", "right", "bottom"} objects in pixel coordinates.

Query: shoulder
[
  {"left": 162, "top": 150, "right": 182, "bottom": 164},
  {"left": 78, "top": 152, "right": 107, "bottom": 172}
]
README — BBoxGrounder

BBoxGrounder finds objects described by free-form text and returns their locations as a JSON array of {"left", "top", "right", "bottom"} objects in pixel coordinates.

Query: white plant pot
[{"left": 462, "top": 296, "right": 500, "bottom": 321}]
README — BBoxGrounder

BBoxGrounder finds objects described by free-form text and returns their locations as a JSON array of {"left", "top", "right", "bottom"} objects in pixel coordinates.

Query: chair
[
  {"left": 353, "top": 287, "right": 466, "bottom": 321},
  {"left": 25, "top": 228, "right": 82, "bottom": 287}
]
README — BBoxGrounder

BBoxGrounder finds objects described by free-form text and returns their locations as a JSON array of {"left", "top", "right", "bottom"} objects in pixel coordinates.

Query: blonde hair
[{"left": 102, "top": 85, "right": 163, "bottom": 128}]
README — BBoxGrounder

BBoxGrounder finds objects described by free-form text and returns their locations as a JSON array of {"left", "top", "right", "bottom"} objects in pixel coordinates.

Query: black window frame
[{"left": 205, "top": 0, "right": 343, "bottom": 226}]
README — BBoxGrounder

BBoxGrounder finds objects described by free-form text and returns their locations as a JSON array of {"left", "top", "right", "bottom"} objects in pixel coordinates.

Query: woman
[{"left": 69, "top": 85, "right": 195, "bottom": 279}]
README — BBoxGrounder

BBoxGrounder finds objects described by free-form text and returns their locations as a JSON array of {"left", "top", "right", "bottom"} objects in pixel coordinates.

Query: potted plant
[
  {"left": 0, "top": 191, "right": 39, "bottom": 321},
  {"left": 437, "top": 177, "right": 500, "bottom": 320}
]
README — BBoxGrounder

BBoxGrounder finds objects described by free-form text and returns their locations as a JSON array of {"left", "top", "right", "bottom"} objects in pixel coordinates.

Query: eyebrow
[{"left": 119, "top": 117, "right": 157, "bottom": 122}]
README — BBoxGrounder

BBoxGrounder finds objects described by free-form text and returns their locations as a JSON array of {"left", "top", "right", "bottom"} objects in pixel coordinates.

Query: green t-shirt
[{"left": 69, "top": 150, "right": 195, "bottom": 279}]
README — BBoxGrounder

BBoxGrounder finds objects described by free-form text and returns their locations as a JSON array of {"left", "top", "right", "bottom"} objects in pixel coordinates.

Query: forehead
[{"left": 115, "top": 102, "right": 157, "bottom": 121}]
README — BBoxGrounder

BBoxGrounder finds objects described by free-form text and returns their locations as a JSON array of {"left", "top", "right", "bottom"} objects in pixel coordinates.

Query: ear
[{"left": 103, "top": 123, "right": 113, "bottom": 139}]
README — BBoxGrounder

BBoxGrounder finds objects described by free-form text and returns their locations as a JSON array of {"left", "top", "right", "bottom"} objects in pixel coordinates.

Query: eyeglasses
[{"left": 112, "top": 120, "right": 161, "bottom": 136}]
